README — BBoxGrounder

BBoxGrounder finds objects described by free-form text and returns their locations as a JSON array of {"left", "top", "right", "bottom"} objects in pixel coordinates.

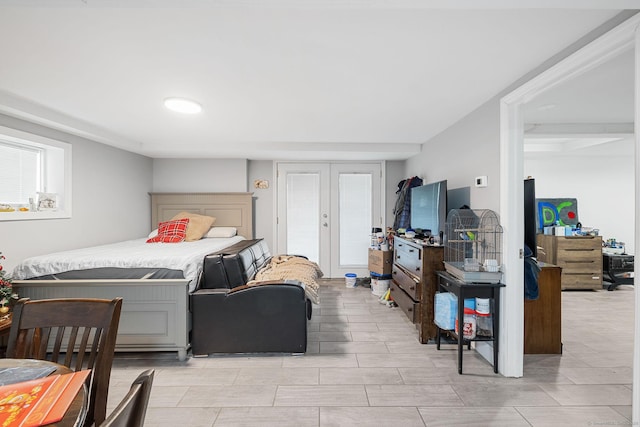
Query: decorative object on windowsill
[
  {"left": 0, "top": 252, "right": 18, "bottom": 315},
  {"left": 0, "top": 204, "right": 15, "bottom": 213},
  {"left": 37, "top": 192, "right": 58, "bottom": 211}
]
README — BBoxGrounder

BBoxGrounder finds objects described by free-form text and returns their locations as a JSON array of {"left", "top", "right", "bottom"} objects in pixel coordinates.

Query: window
[
  {"left": 0, "top": 141, "right": 43, "bottom": 205},
  {"left": 0, "top": 126, "right": 72, "bottom": 221}
]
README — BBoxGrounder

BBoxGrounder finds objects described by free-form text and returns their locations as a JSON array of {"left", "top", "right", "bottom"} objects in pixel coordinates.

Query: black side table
[
  {"left": 602, "top": 253, "right": 634, "bottom": 291},
  {"left": 436, "top": 271, "right": 505, "bottom": 374}
]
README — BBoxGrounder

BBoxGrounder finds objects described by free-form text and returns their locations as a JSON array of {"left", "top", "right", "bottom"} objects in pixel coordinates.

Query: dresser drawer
[
  {"left": 392, "top": 264, "right": 421, "bottom": 300},
  {"left": 561, "top": 272, "right": 602, "bottom": 290},
  {"left": 556, "top": 237, "right": 601, "bottom": 251},
  {"left": 394, "top": 241, "right": 422, "bottom": 276},
  {"left": 390, "top": 281, "right": 419, "bottom": 323},
  {"left": 557, "top": 249, "right": 602, "bottom": 264},
  {"left": 557, "top": 258, "right": 601, "bottom": 274}
]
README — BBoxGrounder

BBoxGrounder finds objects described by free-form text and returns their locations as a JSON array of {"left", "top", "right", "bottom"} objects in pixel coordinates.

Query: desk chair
[
  {"left": 6, "top": 297, "right": 122, "bottom": 427},
  {"left": 101, "top": 369, "right": 154, "bottom": 427}
]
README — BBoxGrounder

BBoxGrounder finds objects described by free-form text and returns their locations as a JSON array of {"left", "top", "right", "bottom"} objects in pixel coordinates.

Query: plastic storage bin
[
  {"left": 345, "top": 273, "right": 357, "bottom": 288},
  {"left": 370, "top": 271, "right": 391, "bottom": 296},
  {"left": 434, "top": 292, "right": 457, "bottom": 330}
]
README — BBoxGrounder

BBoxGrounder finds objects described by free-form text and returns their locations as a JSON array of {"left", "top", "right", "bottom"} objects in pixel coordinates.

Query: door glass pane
[
  {"left": 339, "top": 173, "right": 371, "bottom": 265},
  {"left": 287, "top": 173, "right": 320, "bottom": 263}
]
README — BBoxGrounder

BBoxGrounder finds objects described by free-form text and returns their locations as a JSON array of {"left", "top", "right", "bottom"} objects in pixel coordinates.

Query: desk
[
  {"left": 602, "top": 253, "right": 634, "bottom": 291},
  {"left": 435, "top": 271, "right": 504, "bottom": 374},
  {"left": 0, "top": 359, "right": 87, "bottom": 427}
]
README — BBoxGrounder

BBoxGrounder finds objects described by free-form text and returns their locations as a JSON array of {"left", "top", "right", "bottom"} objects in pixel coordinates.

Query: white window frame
[{"left": 0, "top": 126, "right": 72, "bottom": 221}]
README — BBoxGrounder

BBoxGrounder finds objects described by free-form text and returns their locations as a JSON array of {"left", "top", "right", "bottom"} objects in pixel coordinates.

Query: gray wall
[
  {"left": 525, "top": 136, "right": 635, "bottom": 254},
  {"left": 405, "top": 101, "right": 501, "bottom": 213},
  {"left": 248, "top": 160, "right": 275, "bottom": 249},
  {"left": 0, "top": 114, "right": 153, "bottom": 272},
  {"left": 153, "top": 158, "right": 247, "bottom": 192}
]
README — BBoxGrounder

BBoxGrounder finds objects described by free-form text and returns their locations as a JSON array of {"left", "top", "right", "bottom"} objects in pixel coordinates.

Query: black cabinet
[
  {"left": 602, "top": 253, "right": 634, "bottom": 291},
  {"left": 435, "top": 271, "right": 504, "bottom": 374}
]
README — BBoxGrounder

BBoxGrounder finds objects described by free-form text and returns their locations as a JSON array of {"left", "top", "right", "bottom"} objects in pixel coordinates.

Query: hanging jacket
[{"left": 393, "top": 176, "right": 423, "bottom": 230}]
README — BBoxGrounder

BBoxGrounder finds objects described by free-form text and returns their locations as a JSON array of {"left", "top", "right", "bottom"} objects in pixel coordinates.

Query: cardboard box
[{"left": 368, "top": 249, "right": 393, "bottom": 275}]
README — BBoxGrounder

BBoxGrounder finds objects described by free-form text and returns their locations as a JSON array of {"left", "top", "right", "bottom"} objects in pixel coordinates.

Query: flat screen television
[
  {"left": 524, "top": 178, "right": 537, "bottom": 257},
  {"left": 410, "top": 180, "right": 447, "bottom": 237}
]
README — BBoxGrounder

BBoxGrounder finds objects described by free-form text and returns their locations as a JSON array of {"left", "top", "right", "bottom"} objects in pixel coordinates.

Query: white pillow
[
  {"left": 205, "top": 227, "right": 237, "bottom": 238},
  {"left": 148, "top": 229, "right": 158, "bottom": 239}
]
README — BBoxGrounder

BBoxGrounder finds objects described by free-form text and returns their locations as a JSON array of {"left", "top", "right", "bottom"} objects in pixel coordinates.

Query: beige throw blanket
[{"left": 248, "top": 255, "right": 322, "bottom": 304}]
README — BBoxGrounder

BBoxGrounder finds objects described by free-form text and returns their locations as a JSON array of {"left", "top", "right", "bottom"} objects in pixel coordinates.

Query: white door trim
[{"left": 500, "top": 13, "right": 640, "bottom": 398}]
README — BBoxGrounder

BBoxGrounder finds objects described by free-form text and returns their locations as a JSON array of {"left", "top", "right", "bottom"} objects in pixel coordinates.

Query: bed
[{"left": 12, "top": 192, "right": 254, "bottom": 361}]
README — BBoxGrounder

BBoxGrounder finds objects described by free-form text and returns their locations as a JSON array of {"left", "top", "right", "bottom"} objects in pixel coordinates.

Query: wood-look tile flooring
[{"left": 107, "top": 279, "right": 634, "bottom": 426}]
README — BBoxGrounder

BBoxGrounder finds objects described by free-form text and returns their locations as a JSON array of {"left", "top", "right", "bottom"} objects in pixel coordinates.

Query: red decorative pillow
[{"left": 146, "top": 219, "right": 190, "bottom": 243}]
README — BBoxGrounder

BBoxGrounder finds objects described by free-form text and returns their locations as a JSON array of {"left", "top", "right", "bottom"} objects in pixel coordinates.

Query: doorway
[
  {"left": 500, "top": 13, "right": 639, "bottom": 421},
  {"left": 276, "top": 161, "right": 384, "bottom": 278}
]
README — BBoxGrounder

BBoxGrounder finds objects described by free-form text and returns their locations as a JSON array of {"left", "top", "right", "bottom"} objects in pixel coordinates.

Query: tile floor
[{"left": 107, "top": 279, "right": 635, "bottom": 426}]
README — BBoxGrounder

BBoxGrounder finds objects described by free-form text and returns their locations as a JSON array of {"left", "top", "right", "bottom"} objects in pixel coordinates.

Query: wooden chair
[
  {"left": 100, "top": 369, "right": 154, "bottom": 427},
  {"left": 6, "top": 297, "right": 122, "bottom": 427}
]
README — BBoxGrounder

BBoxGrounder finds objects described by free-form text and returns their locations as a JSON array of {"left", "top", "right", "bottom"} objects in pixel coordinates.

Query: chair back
[
  {"left": 6, "top": 297, "right": 122, "bottom": 427},
  {"left": 100, "top": 369, "right": 154, "bottom": 427}
]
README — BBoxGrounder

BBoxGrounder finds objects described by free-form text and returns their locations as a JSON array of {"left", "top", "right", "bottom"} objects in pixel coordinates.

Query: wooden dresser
[
  {"left": 390, "top": 236, "right": 444, "bottom": 343},
  {"left": 524, "top": 264, "right": 562, "bottom": 354},
  {"left": 536, "top": 235, "right": 602, "bottom": 290}
]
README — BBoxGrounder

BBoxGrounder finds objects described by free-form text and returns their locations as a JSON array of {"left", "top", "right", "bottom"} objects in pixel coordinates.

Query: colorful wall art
[{"left": 536, "top": 198, "right": 579, "bottom": 230}]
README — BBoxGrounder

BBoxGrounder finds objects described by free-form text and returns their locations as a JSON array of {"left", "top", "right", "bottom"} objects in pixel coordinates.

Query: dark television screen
[
  {"left": 447, "top": 186, "right": 470, "bottom": 213},
  {"left": 410, "top": 180, "right": 447, "bottom": 237},
  {"left": 524, "top": 178, "right": 537, "bottom": 257}
]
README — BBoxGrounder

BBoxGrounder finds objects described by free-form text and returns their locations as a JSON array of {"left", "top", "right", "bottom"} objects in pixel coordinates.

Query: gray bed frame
[{"left": 14, "top": 192, "right": 254, "bottom": 361}]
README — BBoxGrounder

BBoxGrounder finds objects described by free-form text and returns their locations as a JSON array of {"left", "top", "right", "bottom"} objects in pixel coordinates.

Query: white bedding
[{"left": 12, "top": 235, "right": 245, "bottom": 292}]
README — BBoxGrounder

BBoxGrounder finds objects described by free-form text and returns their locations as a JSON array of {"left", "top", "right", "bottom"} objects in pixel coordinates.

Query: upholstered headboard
[{"left": 149, "top": 192, "right": 254, "bottom": 239}]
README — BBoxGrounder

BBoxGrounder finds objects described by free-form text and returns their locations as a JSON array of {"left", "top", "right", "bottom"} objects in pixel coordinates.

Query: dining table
[{"left": 0, "top": 358, "right": 88, "bottom": 427}]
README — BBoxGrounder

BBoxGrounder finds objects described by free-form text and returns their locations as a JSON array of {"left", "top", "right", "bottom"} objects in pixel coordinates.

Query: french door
[{"left": 276, "top": 162, "right": 383, "bottom": 278}]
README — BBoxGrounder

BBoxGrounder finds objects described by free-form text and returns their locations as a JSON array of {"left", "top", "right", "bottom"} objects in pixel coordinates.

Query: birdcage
[{"left": 444, "top": 209, "right": 503, "bottom": 283}]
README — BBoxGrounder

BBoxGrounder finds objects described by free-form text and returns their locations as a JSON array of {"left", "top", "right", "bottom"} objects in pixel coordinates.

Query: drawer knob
[
  {"left": 408, "top": 307, "right": 412, "bottom": 312},
  {"left": 409, "top": 286, "right": 415, "bottom": 291}
]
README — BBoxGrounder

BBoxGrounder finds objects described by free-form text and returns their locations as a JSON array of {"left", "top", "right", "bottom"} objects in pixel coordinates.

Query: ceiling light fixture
[{"left": 164, "top": 97, "right": 202, "bottom": 114}]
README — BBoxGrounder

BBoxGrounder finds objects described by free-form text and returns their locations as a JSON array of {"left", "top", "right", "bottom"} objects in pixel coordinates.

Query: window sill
[{"left": 0, "top": 210, "right": 71, "bottom": 221}]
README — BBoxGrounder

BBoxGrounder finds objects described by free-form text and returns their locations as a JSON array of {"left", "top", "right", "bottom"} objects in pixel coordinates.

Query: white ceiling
[
  {"left": 0, "top": 1, "right": 635, "bottom": 161},
  {"left": 523, "top": 47, "right": 634, "bottom": 157}
]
